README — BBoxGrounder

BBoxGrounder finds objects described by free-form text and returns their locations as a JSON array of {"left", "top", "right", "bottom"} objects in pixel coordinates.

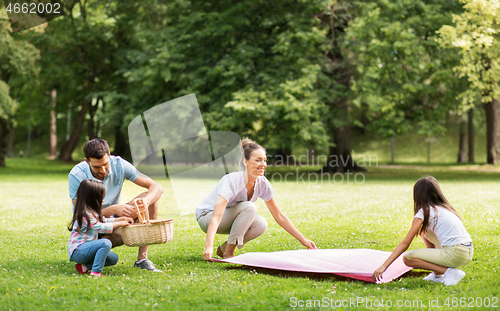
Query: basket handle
[
  {"left": 133, "top": 199, "right": 151, "bottom": 224},
  {"left": 143, "top": 201, "right": 150, "bottom": 224},
  {"left": 133, "top": 200, "right": 145, "bottom": 224}
]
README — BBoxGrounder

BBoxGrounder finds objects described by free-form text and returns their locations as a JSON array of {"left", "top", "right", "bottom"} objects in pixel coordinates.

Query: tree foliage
[
  {"left": 6, "top": 0, "right": 499, "bottom": 166},
  {"left": 0, "top": 9, "right": 40, "bottom": 167},
  {"left": 438, "top": 0, "right": 500, "bottom": 164},
  {"left": 346, "top": 0, "right": 466, "bottom": 138},
  {"left": 438, "top": 0, "right": 500, "bottom": 105},
  {"left": 114, "top": 0, "right": 332, "bottom": 151}
]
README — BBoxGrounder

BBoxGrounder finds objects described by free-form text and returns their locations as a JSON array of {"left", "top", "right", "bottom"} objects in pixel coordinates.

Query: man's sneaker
[
  {"left": 423, "top": 272, "right": 444, "bottom": 283},
  {"left": 133, "top": 259, "right": 163, "bottom": 273},
  {"left": 443, "top": 268, "right": 466, "bottom": 286}
]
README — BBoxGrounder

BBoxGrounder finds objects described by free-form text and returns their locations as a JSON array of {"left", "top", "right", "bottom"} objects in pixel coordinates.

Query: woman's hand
[
  {"left": 372, "top": 265, "right": 387, "bottom": 282},
  {"left": 265, "top": 199, "right": 318, "bottom": 250},
  {"left": 203, "top": 246, "right": 213, "bottom": 261},
  {"left": 301, "top": 239, "right": 317, "bottom": 249},
  {"left": 203, "top": 196, "right": 228, "bottom": 261}
]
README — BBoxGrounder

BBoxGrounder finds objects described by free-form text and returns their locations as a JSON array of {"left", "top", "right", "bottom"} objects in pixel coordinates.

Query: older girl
[
  {"left": 373, "top": 176, "right": 473, "bottom": 286},
  {"left": 197, "top": 138, "right": 316, "bottom": 260}
]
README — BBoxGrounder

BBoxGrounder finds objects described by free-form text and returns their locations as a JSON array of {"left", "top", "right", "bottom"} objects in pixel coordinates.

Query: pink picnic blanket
[{"left": 213, "top": 249, "right": 412, "bottom": 283}]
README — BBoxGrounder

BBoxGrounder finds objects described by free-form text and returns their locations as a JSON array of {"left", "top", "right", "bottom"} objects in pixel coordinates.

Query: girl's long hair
[
  {"left": 68, "top": 179, "right": 105, "bottom": 232},
  {"left": 413, "top": 176, "right": 460, "bottom": 235}
]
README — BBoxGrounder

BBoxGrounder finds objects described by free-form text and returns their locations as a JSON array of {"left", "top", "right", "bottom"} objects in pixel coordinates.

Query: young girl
[
  {"left": 68, "top": 179, "right": 133, "bottom": 277},
  {"left": 197, "top": 138, "right": 316, "bottom": 260},
  {"left": 372, "top": 176, "right": 473, "bottom": 286}
]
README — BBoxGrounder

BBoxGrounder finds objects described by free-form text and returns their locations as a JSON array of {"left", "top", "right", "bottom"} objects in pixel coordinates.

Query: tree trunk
[
  {"left": 457, "top": 117, "right": 467, "bottom": 163},
  {"left": 96, "top": 96, "right": 104, "bottom": 137},
  {"left": 113, "top": 125, "right": 129, "bottom": 158},
  {"left": 0, "top": 118, "right": 12, "bottom": 167},
  {"left": 322, "top": 107, "right": 366, "bottom": 173},
  {"left": 7, "top": 127, "right": 14, "bottom": 158},
  {"left": 322, "top": 127, "right": 364, "bottom": 173},
  {"left": 58, "top": 100, "right": 91, "bottom": 162},
  {"left": 320, "top": 19, "right": 364, "bottom": 173},
  {"left": 307, "top": 148, "right": 314, "bottom": 162},
  {"left": 275, "top": 147, "right": 293, "bottom": 166},
  {"left": 87, "top": 97, "right": 99, "bottom": 140},
  {"left": 323, "top": 125, "right": 355, "bottom": 173},
  {"left": 484, "top": 98, "right": 500, "bottom": 165},
  {"left": 48, "top": 89, "right": 58, "bottom": 159},
  {"left": 468, "top": 108, "right": 475, "bottom": 163},
  {"left": 391, "top": 136, "right": 395, "bottom": 164},
  {"left": 66, "top": 104, "right": 72, "bottom": 141},
  {"left": 427, "top": 141, "right": 431, "bottom": 163},
  {"left": 27, "top": 118, "right": 31, "bottom": 158},
  {"left": 360, "top": 103, "right": 370, "bottom": 135}
]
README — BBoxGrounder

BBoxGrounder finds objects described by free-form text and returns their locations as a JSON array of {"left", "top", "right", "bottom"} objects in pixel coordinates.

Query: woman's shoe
[{"left": 217, "top": 241, "right": 227, "bottom": 257}]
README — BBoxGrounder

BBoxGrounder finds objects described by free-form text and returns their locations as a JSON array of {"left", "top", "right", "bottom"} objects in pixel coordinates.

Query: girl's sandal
[
  {"left": 75, "top": 264, "right": 89, "bottom": 275},
  {"left": 90, "top": 272, "right": 102, "bottom": 278},
  {"left": 216, "top": 241, "right": 227, "bottom": 258}
]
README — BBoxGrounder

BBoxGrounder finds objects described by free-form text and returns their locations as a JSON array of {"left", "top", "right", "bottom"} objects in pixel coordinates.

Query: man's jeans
[{"left": 70, "top": 239, "right": 118, "bottom": 273}]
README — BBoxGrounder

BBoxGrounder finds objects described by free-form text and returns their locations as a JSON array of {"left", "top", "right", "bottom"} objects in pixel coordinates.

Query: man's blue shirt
[{"left": 68, "top": 156, "right": 139, "bottom": 209}]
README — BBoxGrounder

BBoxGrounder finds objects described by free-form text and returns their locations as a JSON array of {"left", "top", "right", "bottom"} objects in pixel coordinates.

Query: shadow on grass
[
  {"left": 0, "top": 257, "right": 159, "bottom": 277},
  {"left": 223, "top": 265, "right": 427, "bottom": 284}
]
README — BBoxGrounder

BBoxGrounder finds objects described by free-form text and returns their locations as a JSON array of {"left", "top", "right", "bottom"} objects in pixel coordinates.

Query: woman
[{"left": 196, "top": 138, "right": 316, "bottom": 260}]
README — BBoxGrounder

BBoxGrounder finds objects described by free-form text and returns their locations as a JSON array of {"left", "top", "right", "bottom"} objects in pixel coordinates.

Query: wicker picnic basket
[{"left": 121, "top": 201, "right": 174, "bottom": 247}]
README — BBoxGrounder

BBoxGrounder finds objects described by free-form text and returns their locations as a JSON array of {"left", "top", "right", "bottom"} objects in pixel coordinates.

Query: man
[{"left": 68, "top": 139, "right": 164, "bottom": 272}]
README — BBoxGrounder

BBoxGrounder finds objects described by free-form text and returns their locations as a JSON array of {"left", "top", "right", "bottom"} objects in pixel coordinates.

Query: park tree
[
  {"left": 457, "top": 105, "right": 476, "bottom": 163},
  {"left": 0, "top": 10, "right": 40, "bottom": 167},
  {"left": 14, "top": 0, "right": 477, "bottom": 169},
  {"left": 346, "top": 0, "right": 466, "bottom": 164},
  {"left": 19, "top": 0, "right": 379, "bottom": 171},
  {"left": 96, "top": 0, "right": 173, "bottom": 157},
  {"left": 37, "top": 0, "right": 176, "bottom": 160},
  {"left": 222, "top": 1, "right": 331, "bottom": 159},
  {"left": 125, "top": 0, "right": 369, "bottom": 172},
  {"left": 27, "top": 0, "right": 122, "bottom": 161},
  {"left": 114, "top": 0, "right": 331, "bottom": 163},
  {"left": 438, "top": 0, "right": 500, "bottom": 164},
  {"left": 315, "top": 1, "right": 368, "bottom": 172},
  {"left": 0, "top": 81, "right": 16, "bottom": 167},
  {"left": 15, "top": 0, "right": 171, "bottom": 162}
]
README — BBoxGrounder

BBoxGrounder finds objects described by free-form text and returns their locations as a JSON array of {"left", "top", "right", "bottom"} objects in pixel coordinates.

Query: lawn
[{"left": 0, "top": 159, "right": 499, "bottom": 310}]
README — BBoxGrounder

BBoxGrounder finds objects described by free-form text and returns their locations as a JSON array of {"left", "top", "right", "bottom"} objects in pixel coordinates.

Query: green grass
[{"left": 0, "top": 158, "right": 499, "bottom": 310}]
